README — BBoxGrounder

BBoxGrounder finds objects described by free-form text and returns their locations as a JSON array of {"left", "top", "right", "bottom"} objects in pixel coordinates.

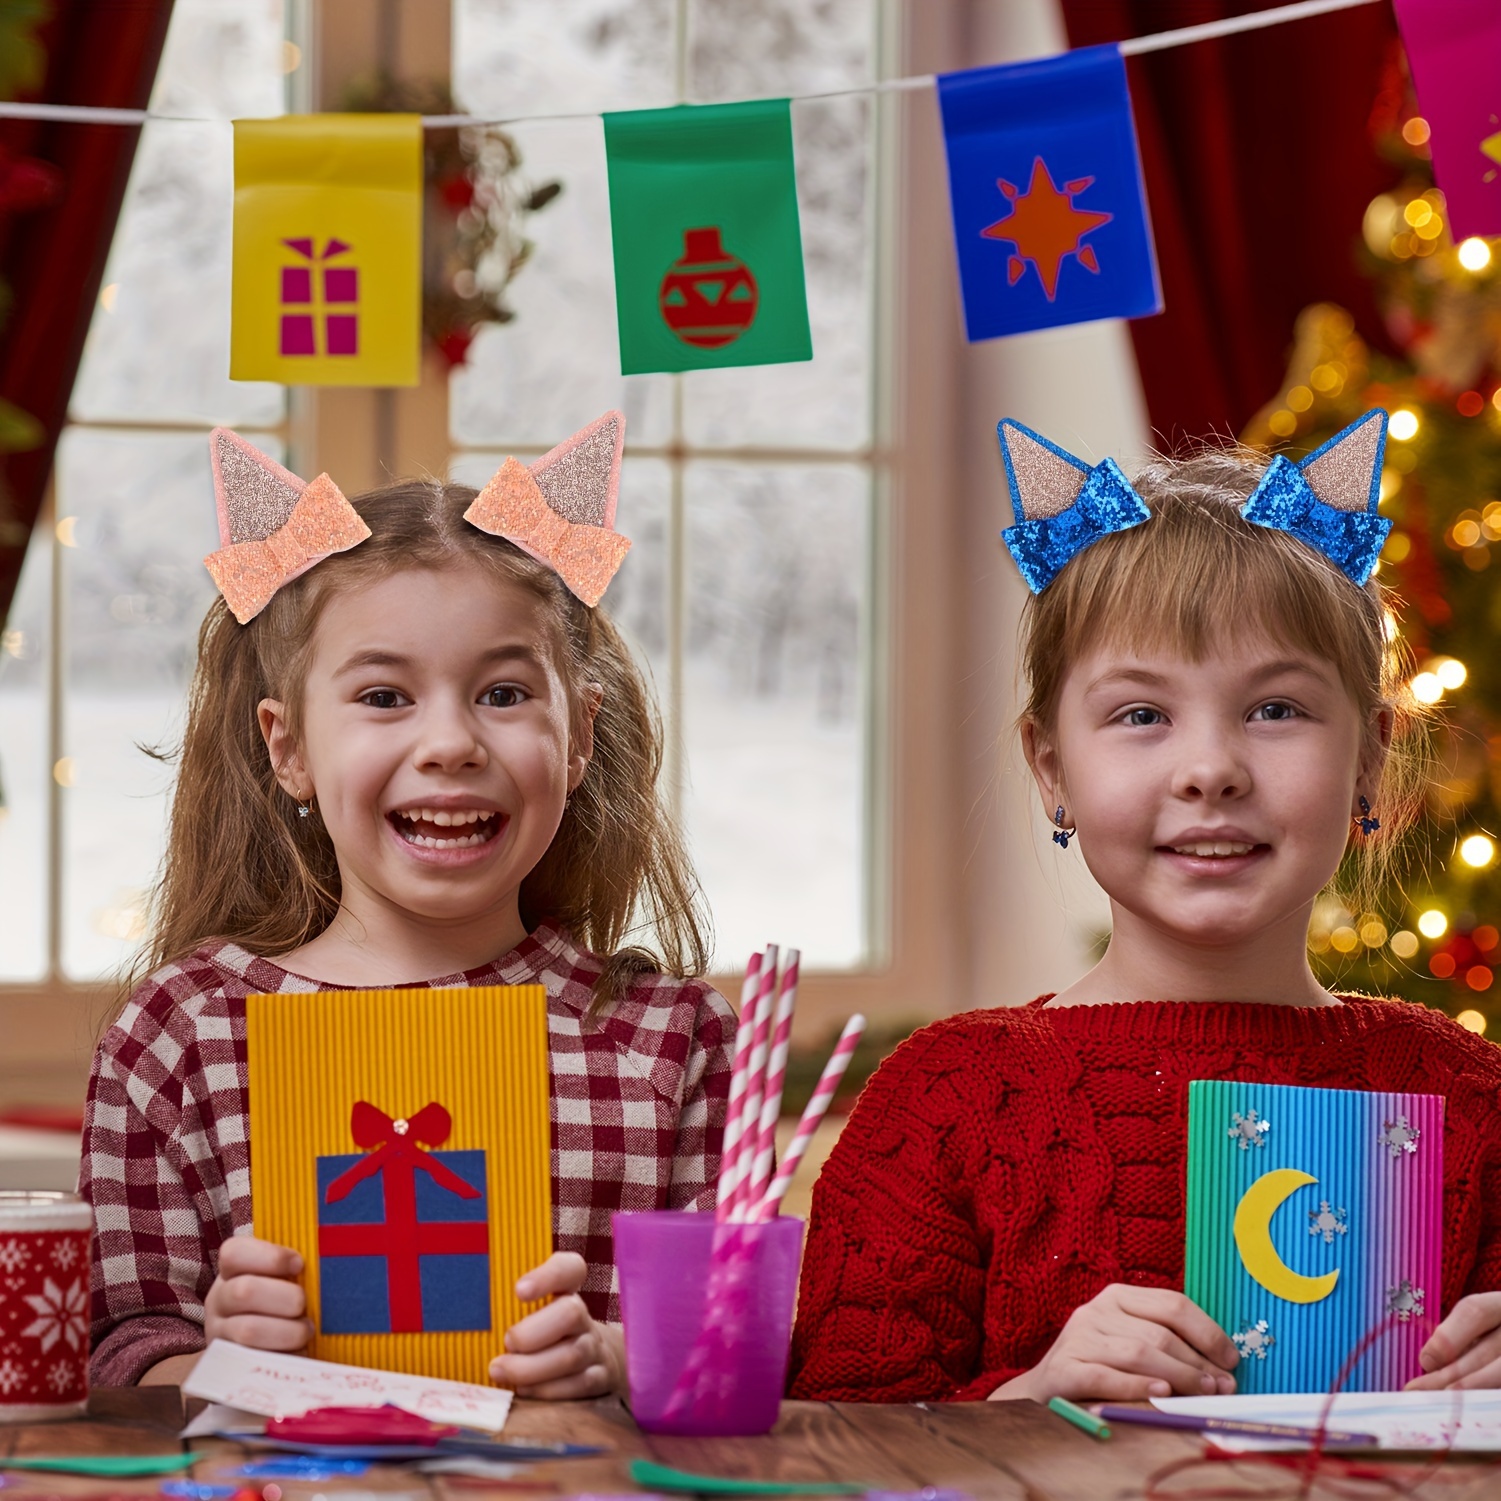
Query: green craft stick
[
  {"left": 1047, "top": 1396, "right": 1112, "bottom": 1441},
  {"left": 630, "top": 1459, "right": 867, "bottom": 1495},
  {"left": 0, "top": 1453, "right": 203, "bottom": 1477}
]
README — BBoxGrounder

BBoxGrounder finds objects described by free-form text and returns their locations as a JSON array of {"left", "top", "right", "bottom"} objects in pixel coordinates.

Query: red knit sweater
[{"left": 787, "top": 996, "right": 1501, "bottom": 1403}]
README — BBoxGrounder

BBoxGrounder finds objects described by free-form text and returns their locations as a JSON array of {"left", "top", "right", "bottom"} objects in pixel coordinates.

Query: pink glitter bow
[
  {"left": 204, "top": 428, "right": 371, "bottom": 624},
  {"left": 464, "top": 410, "right": 631, "bottom": 608}
]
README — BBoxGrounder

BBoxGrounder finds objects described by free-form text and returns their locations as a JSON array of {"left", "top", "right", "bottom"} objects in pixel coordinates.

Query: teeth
[
  {"left": 396, "top": 808, "right": 494, "bottom": 827},
  {"left": 1173, "top": 842, "right": 1255, "bottom": 857},
  {"left": 403, "top": 830, "right": 491, "bottom": 849}
]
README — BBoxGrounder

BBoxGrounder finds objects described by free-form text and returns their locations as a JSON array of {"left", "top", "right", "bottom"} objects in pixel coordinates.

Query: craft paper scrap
[
  {"left": 1391, "top": 0, "right": 1501, "bottom": 239},
  {"left": 247, "top": 985, "right": 551, "bottom": 1382},
  {"left": 937, "top": 45, "right": 1161, "bottom": 342},
  {"left": 1185, "top": 1081, "right": 1443, "bottom": 1395},
  {"left": 232, "top": 114, "right": 422, "bottom": 386},
  {"left": 603, "top": 98, "right": 812, "bottom": 375},
  {"left": 1155, "top": 1391, "right": 1501, "bottom": 1452},
  {"left": 182, "top": 1340, "right": 515, "bottom": 1431}
]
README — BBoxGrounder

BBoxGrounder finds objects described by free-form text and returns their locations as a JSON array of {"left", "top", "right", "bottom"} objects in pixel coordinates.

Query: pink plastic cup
[{"left": 613, "top": 1210, "right": 803, "bottom": 1436}]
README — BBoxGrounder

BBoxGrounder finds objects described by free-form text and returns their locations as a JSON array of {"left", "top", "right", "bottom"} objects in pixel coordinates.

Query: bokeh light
[
  {"left": 1457, "top": 1009, "right": 1488, "bottom": 1033},
  {"left": 1458, "top": 237, "right": 1492, "bottom": 272},
  {"left": 1390, "top": 409, "right": 1420, "bottom": 441},
  {"left": 1460, "top": 834, "right": 1496, "bottom": 869},
  {"left": 1390, "top": 930, "right": 1420, "bottom": 959},
  {"left": 1418, "top": 909, "right": 1448, "bottom": 938},
  {"left": 1410, "top": 671, "right": 1443, "bottom": 704},
  {"left": 1435, "top": 657, "right": 1468, "bottom": 689}
]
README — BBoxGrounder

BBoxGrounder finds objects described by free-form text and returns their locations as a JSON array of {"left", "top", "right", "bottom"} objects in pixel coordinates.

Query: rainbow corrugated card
[
  {"left": 1185, "top": 1080, "right": 1443, "bottom": 1393},
  {"left": 247, "top": 986, "right": 553, "bottom": 1383}
]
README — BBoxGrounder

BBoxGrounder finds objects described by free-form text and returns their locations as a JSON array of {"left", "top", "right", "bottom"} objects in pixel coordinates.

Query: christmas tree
[{"left": 1243, "top": 51, "right": 1501, "bottom": 1033}]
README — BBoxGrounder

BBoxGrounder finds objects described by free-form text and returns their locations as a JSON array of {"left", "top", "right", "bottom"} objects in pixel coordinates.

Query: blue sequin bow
[
  {"left": 1240, "top": 409, "right": 1392, "bottom": 586},
  {"left": 998, "top": 419, "right": 1151, "bottom": 593}
]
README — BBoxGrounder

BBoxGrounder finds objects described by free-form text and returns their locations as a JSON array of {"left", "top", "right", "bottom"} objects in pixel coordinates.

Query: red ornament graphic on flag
[
  {"left": 981, "top": 156, "right": 1113, "bottom": 302},
  {"left": 659, "top": 227, "right": 759, "bottom": 349},
  {"left": 280, "top": 237, "right": 360, "bottom": 357}
]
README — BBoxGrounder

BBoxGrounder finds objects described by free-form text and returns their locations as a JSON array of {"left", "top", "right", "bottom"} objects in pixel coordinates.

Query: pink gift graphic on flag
[{"left": 280, "top": 237, "right": 359, "bottom": 357}]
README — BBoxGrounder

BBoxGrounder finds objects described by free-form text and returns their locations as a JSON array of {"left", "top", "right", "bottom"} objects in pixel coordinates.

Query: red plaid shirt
[{"left": 81, "top": 921, "right": 735, "bottom": 1386}]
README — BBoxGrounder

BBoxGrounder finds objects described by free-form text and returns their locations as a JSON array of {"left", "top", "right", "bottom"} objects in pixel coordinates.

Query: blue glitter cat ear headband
[{"left": 997, "top": 408, "right": 1392, "bottom": 592}]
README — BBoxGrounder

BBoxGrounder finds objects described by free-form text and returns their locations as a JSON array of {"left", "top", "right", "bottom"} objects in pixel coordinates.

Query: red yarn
[{"left": 787, "top": 996, "right": 1501, "bottom": 1403}]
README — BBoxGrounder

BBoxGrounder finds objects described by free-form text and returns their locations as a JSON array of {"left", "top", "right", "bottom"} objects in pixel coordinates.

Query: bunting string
[{"left": 0, "top": 0, "right": 1382, "bottom": 130}]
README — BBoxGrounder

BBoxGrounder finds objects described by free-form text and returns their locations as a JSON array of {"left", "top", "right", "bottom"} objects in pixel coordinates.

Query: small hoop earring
[
  {"left": 295, "top": 792, "right": 315, "bottom": 820},
  {"left": 1356, "top": 795, "right": 1380, "bottom": 836},
  {"left": 1052, "top": 804, "right": 1075, "bottom": 850}
]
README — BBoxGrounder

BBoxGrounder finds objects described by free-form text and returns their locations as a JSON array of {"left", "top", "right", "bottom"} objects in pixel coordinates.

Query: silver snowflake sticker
[
  {"left": 1229, "top": 1110, "right": 1270, "bottom": 1150},
  {"left": 1307, "top": 1200, "right": 1350, "bottom": 1245},
  {"left": 1379, "top": 1116, "right": 1421, "bottom": 1158},
  {"left": 1233, "top": 1320, "right": 1275, "bottom": 1360},
  {"left": 1387, "top": 1280, "right": 1425, "bottom": 1322}
]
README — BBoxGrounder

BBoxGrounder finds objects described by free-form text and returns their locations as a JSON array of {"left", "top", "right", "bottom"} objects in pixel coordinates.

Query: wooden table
[{"left": 3, "top": 1389, "right": 1500, "bottom": 1501}]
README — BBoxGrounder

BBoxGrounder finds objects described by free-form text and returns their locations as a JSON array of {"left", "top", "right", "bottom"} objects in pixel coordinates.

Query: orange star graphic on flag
[{"left": 982, "top": 156, "right": 1114, "bottom": 301}]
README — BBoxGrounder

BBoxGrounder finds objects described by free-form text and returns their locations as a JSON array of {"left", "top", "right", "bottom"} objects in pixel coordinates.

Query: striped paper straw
[
  {"left": 723, "top": 948, "right": 778, "bottom": 1221},
  {"left": 755, "top": 1013, "right": 866, "bottom": 1221},
  {"left": 714, "top": 949, "right": 765, "bottom": 1223},
  {"left": 745, "top": 949, "right": 799, "bottom": 1213}
]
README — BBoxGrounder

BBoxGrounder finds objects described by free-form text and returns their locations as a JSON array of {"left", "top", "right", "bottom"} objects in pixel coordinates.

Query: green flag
[{"left": 603, "top": 99, "right": 813, "bottom": 375}]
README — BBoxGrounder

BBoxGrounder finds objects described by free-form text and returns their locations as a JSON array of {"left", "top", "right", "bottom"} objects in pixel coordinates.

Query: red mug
[{"left": 0, "top": 1191, "right": 91, "bottom": 1421}]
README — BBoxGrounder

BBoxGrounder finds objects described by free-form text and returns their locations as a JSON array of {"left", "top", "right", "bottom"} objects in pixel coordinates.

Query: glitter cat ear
[
  {"left": 203, "top": 428, "right": 371, "bottom": 624},
  {"left": 997, "top": 419, "right": 1151, "bottom": 593},
  {"left": 1240, "top": 409, "right": 1391, "bottom": 586},
  {"left": 464, "top": 410, "right": 631, "bottom": 607}
]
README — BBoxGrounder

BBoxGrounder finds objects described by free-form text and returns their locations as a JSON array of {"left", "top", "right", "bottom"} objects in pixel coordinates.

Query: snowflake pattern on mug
[
  {"left": 49, "top": 1238, "right": 80, "bottom": 1272},
  {"left": 1307, "top": 1201, "right": 1350, "bottom": 1245},
  {"left": 0, "top": 1239, "right": 30, "bottom": 1275},
  {"left": 0, "top": 1357, "right": 24, "bottom": 1395},
  {"left": 20, "top": 1277, "right": 87, "bottom": 1354},
  {"left": 1233, "top": 1319, "right": 1275, "bottom": 1360},
  {"left": 1228, "top": 1110, "right": 1270, "bottom": 1150},
  {"left": 0, "top": 1229, "right": 90, "bottom": 1409}
]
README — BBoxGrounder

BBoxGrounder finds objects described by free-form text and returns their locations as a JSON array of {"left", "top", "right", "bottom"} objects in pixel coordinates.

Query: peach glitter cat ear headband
[
  {"left": 997, "top": 408, "right": 1392, "bottom": 593},
  {"left": 203, "top": 410, "right": 633, "bottom": 623}
]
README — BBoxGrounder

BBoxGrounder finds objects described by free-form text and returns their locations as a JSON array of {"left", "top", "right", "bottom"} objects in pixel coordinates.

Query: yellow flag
[
  {"left": 246, "top": 986, "right": 553, "bottom": 1382},
  {"left": 231, "top": 115, "right": 422, "bottom": 386}
]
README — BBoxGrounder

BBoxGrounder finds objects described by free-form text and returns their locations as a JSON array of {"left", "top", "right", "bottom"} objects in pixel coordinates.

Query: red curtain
[
  {"left": 1060, "top": 0, "right": 1400, "bottom": 444},
  {"left": 0, "top": 0, "right": 175, "bottom": 621}
]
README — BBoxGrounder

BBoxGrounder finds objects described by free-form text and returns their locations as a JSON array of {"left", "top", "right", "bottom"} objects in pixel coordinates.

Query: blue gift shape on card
[
  {"left": 937, "top": 45, "right": 1162, "bottom": 341},
  {"left": 316, "top": 1146, "right": 491, "bottom": 1335}
]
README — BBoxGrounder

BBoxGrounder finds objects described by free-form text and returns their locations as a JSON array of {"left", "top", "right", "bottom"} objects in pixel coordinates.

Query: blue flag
[{"left": 937, "top": 45, "right": 1162, "bottom": 342}]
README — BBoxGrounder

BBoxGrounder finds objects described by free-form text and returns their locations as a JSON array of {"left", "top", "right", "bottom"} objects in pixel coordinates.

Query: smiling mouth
[
  {"left": 1165, "top": 841, "right": 1261, "bottom": 858},
  {"left": 389, "top": 807, "right": 503, "bottom": 849}
]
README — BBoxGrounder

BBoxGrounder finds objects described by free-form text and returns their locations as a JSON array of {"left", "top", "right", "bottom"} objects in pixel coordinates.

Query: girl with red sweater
[{"left": 789, "top": 414, "right": 1501, "bottom": 1405}]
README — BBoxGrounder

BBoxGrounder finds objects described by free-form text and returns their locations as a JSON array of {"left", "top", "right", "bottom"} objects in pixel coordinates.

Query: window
[
  {"left": 450, "top": 0, "right": 890, "bottom": 970},
  {"left": 0, "top": 0, "right": 288, "bottom": 982}
]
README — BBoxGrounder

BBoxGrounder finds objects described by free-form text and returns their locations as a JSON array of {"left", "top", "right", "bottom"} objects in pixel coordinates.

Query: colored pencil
[
  {"left": 1048, "top": 1396, "right": 1111, "bottom": 1440},
  {"left": 1095, "top": 1407, "right": 1379, "bottom": 1447}
]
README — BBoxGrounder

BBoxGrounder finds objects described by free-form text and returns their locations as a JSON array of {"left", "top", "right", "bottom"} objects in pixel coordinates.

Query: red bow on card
[{"left": 323, "top": 1101, "right": 480, "bottom": 1205}]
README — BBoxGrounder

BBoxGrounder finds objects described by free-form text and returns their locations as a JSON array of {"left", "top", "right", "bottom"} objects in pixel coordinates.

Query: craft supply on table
[
  {"left": 0, "top": 1455, "right": 203, "bottom": 1477},
  {"left": 160, "top": 1484, "right": 242, "bottom": 1500},
  {"left": 616, "top": 947, "right": 863, "bottom": 1438},
  {"left": 1152, "top": 1390, "right": 1501, "bottom": 1451},
  {"left": 1047, "top": 1396, "right": 1111, "bottom": 1441},
  {"left": 182, "top": 1339, "right": 515, "bottom": 1430},
  {"left": 1096, "top": 1404, "right": 1378, "bottom": 1446},
  {"left": 0, "top": 1190, "right": 92, "bottom": 1423},
  {"left": 629, "top": 1461, "right": 868, "bottom": 1495}
]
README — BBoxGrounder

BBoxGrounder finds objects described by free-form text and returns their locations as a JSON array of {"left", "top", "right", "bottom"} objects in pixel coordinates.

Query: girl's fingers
[
  {"left": 515, "top": 1251, "right": 588, "bottom": 1302},
  {"left": 505, "top": 1364, "right": 614, "bottom": 1401},
  {"left": 1096, "top": 1334, "right": 1234, "bottom": 1396},
  {"left": 210, "top": 1272, "right": 307, "bottom": 1320},
  {"left": 503, "top": 1293, "right": 591, "bottom": 1355},
  {"left": 1415, "top": 1327, "right": 1501, "bottom": 1389},
  {"left": 1420, "top": 1293, "right": 1501, "bottom": 1372},
  {"left": 211, "top": 1314, "right": 312, "bottom": 1352},
  {"left": 490, "top": 1332, "right": 596, "bottom": 1388},
  {"left": 1455, "top": 1355, "right": 1501, "bottom": 1390},
  {"left": 1112, "top": 1287, "right": 1239, "bottom": 1370},
  {"left": 218, "top": 1237, "right": 304, "bottom": 1280},
  {"left": 1053, "top": 1362, "right": 1186, "bottom": 1403}
]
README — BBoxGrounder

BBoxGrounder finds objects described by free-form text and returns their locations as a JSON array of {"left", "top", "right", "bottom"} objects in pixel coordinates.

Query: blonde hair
[
  {"left": 1017, "top": 446, "right": 1431, "bottom": 911},
  {"left": 134, "top": 479, "right": 709, "bottom": 1011}
]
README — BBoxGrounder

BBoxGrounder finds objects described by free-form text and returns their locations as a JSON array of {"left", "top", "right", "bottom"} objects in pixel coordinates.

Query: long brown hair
[
  {"left": 133, "top": 478, "right": 709, "bottom": 1011},
  {"left": 1017, "top": 446, "right": 1432, "bottom": 912}
]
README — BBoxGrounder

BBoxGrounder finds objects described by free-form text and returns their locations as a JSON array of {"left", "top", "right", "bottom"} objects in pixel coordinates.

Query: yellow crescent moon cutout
[{"left": 1233, "top": 1168, "right": 1339, "bottom": 1304}]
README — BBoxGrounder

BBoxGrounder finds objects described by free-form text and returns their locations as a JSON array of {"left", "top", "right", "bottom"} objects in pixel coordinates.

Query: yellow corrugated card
[{"left": 246, "top": 986, "right": 552, "bottom": 1382}]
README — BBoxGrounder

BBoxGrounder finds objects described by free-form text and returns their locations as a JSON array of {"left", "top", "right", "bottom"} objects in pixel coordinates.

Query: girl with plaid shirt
[{"left": 81, "top": 417, "right": 735, "bottom": 1393}]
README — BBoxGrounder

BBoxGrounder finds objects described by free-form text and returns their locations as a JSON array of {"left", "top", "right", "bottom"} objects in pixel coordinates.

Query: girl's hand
[
  {"left": 490, "top": 1252, "right": 625, "bottom": 1399},
  {"left": 204, "top": 1236, "right": 311, "bottom": 1351},
  {"left": 990, "top": 1284, "right": 1239, "bottom": 1403},
  {"left": 1406, "top": 1293, "right": 1501, "bottom": 1389}
]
